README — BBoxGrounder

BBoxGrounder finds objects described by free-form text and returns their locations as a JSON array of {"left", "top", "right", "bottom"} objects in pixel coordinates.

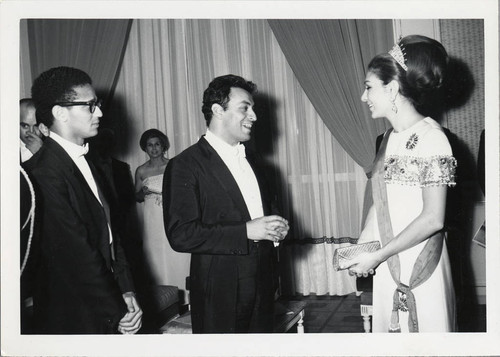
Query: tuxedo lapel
[
  {"left": 44, "top": 138, "right": 100, "bottom": 207},
  {"left": 198, "top": 137, "right": 251, "bottom": 220},
  {"left": 88, "top": 160, "right": 113, "bottom": 226},
  {"left": 246, "top": 153, "right": 270, "bottom": 215},
  {"left": 43, "top": 137, "right": 113, "bottom": 266}
]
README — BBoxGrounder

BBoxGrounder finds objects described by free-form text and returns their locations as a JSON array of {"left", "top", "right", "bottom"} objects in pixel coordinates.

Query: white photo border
[{"left": 1, "top": 1, "right": 499, "bottom": 356}]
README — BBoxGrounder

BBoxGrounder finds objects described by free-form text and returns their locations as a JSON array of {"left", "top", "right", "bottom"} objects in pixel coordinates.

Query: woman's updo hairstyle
[
  {"left": 139, "top": 128, "right": 170, "bottom": 153},
  {"left": 368, "top": 35, "right": 449, "bottom": 115}
]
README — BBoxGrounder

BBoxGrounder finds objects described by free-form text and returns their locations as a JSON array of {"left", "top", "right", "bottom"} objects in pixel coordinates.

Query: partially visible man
[
  {"left": 25, "top": 66, "right": 142, "bottom": 334},
  {"left": 19, "top": 98, "right": 43, "bottom": 163},
  {"left": 163, "top": 74, "right": 289, "bottom": 333}
]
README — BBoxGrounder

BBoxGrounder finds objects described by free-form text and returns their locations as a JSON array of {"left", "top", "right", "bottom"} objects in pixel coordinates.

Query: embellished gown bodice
[{"left": 361, "top": 117, "right": 457, "bottom": 332}]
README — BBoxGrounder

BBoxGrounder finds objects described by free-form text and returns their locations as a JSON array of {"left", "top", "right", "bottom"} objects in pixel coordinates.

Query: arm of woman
[
  {"left": 346, "top": 185, "right": 447, "bottom": 275},
  {"left": 134, "top": 166, "right": 145, "bottom": 203}
]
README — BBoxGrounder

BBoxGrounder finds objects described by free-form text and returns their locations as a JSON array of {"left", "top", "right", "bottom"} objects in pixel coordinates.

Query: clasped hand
[
  {"left": 341, "top": 252, "right": 379, "bottom": 278},
  {"left": 118, "top": 292, "right": 143, "bottom": 334},
  {"left": 247, "top": 215, "right": 289, "bottom": 243}
]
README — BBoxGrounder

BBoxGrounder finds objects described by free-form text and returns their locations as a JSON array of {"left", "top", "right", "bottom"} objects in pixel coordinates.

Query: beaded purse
[{"left": 333, "top": 241, "right": 381, "bottom": 271}]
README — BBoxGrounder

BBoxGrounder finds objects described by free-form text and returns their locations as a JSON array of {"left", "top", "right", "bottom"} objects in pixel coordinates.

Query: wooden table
[{"left": 273, "top": 300, "right": 306, "bottom": 333}]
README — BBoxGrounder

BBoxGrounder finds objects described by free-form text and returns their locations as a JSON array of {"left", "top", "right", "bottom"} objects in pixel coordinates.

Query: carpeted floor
[{"left": 280, "top": 292, "right": 486, "bottom": 333}]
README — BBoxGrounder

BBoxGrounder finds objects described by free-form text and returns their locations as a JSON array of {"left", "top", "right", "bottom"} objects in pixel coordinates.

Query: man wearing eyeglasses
[{"left": 24, "top": 66, "right": 142, "bottom": 334}]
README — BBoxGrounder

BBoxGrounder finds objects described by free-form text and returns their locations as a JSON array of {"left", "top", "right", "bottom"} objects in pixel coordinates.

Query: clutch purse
[{"left": 333, "top": 241, "right": 381, "bottom": 271}]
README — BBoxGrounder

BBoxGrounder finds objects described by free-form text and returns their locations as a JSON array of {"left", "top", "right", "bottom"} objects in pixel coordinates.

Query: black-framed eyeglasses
[{"left": 53, "top": 99, "right": 102, "bottom": 114}]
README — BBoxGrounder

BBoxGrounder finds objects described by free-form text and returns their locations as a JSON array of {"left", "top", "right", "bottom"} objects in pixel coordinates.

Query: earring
[{"left": 391, "top": 98, "right": 398, "bottom": 114}]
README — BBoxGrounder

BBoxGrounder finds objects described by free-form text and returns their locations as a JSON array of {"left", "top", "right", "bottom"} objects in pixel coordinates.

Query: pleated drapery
[
  {"left": 267, "top": 19, "right": 393, "bottom": 171},
  {"left": 108, "top": 19, "right": 379, "bottom": 296},
  {"left": 21, "top": 18, "right": 393, "bottom": 296},
  {"left": 27, "top": 19, "right": 132, "bottom": 103}
]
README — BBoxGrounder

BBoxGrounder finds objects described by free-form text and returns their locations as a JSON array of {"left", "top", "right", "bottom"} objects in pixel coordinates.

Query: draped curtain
[
  {"left": 268, "top": 20, "right": 393, "bottom": 171},
  {"left": 268, "top": 19, "right": 394, "bottom": 232},
  {"left": 108, "top": 19, "right": 392, "bottom": 296},
  {"left": 20, "top": 20, "right": 31, "bottom": 98},
  {"left": 21, "top": 18, "right": 394, "bottom": 296},
  {"left": 26, "top": 19, "right": 132, "bottom": 103}
]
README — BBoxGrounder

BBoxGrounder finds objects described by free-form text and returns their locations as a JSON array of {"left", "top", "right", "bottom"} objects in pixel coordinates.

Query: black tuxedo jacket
[
  {"left": 163, "top": 136, "right": 276, "bottom": 333},
  {"left": 23, "top": 137, "right": 134, "bottom": 334}
]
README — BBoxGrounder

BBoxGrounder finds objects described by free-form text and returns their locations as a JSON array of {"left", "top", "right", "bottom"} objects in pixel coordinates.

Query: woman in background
[
  {"left": 135, "top": 129, "right": 190, "bottom": 302},
  {"left": 345, "top": 35, "right": 457, "bottom": 332}
]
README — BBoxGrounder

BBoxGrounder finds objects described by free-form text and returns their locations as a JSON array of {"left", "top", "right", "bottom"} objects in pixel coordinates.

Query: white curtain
[{"left": 108, "top": 19, "right": 366, "bottom": 296}]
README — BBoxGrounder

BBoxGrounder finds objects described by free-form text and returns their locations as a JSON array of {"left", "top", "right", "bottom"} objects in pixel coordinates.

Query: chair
[
  {"left": 357, "top": 276, "right": 373, "bottom": 333},
  {"left": 360, "top": 293, "right": 373, "bottom": 333},
  {"left": 139, "top": 285, "right": 180, "bottom": 333}
]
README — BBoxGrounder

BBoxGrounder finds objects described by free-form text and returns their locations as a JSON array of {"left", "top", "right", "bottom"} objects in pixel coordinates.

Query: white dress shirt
[
  {"left": 50, "top": 132, "right": 113, "bottom": 243},
  {"left": 205, "top": 129, "right": 264, "bottom": 220},
  {"left": 20, "top": 140, "right": 33, "bottom": 163}
]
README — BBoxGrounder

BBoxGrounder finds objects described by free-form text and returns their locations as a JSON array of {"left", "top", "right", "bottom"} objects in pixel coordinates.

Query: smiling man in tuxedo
[
  {"left": 163, "top": 74, "right": 289, "bottom": 333},
  {"left": 25, "top": 66, "right": 142, "bottom": 334}
]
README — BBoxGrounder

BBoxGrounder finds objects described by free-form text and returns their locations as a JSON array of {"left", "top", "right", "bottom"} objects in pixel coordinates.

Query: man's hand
[
  {"left": 246, "top": 215, "right": 289, "bottom": 243},
  {"left": 118, "top": 292, "right": 143, "bottom": 334},
  {"left": 25, "top": 130, "right": 43, "bottom": 155}
]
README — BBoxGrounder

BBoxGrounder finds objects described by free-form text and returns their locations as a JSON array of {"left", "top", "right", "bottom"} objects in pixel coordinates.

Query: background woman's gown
[
  {"left": 142, "top": 174, "right": 191, "bottom": 302},
  {"left": 361, "top": 118, "right": 456, "bottom": 332}
]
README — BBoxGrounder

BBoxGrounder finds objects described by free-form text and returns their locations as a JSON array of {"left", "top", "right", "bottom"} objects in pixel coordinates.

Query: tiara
[{"left": 388, "top": 42, "right": 408, "bottom": 71}]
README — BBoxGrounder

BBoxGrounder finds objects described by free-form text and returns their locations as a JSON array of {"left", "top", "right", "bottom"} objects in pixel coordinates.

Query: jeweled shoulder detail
[
  {"left": 384, "top": 155, "right": 457, "bottom": 187},
  {"left": 405, "top": 133, "right": 419, "bottom": 150}
]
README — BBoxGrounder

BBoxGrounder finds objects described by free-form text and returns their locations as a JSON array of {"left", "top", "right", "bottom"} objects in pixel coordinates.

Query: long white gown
[
  {"left": 361, "top": 117, "right": 457, "bottom": 332},
  {"left": 142, "top": 174, "right": 191, "bottom": 302}
]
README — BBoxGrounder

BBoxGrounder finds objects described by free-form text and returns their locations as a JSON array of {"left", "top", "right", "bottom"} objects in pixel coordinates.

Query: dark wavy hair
[
  {"left": 31, "top": 66, "right": 93, "bottom": 128},
  {"left": 368, "top": 35, "right": 449, "bottom": 116},
  {"left": 139, "top": 129, "right": 169, "bottom": 152},
  {"left": 201, "top": 74, "right": 257, "bottom": 126}
]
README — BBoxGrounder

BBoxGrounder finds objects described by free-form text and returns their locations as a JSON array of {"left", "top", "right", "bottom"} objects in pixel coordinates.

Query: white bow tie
[
  {"left": 78, "top": 143, "right": 90, "bottom": 157},
  {"left": 235, "top": 143, "right": 246, "bottom": 158}
]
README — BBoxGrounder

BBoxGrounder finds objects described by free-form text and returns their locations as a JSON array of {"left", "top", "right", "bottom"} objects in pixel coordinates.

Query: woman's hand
[
  {"left": 342, "top": 251, "right": 380, "bottom": 278},
  {"left": 134, "top": 186, "right": 152, "bottom": 202}
]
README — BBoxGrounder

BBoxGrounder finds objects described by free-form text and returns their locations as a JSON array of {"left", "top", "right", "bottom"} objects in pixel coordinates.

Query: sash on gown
[{"left": 369, "top": 129, "right": 444, "bottom": 333}]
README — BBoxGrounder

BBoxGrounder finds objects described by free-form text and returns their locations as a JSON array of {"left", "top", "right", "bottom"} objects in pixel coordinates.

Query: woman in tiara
[
  {"left": 344, "top": 35, "right": 457, "bottom": 332},
  {"left": 135, "top": 129, "right": 190, "bottom": 303}
]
